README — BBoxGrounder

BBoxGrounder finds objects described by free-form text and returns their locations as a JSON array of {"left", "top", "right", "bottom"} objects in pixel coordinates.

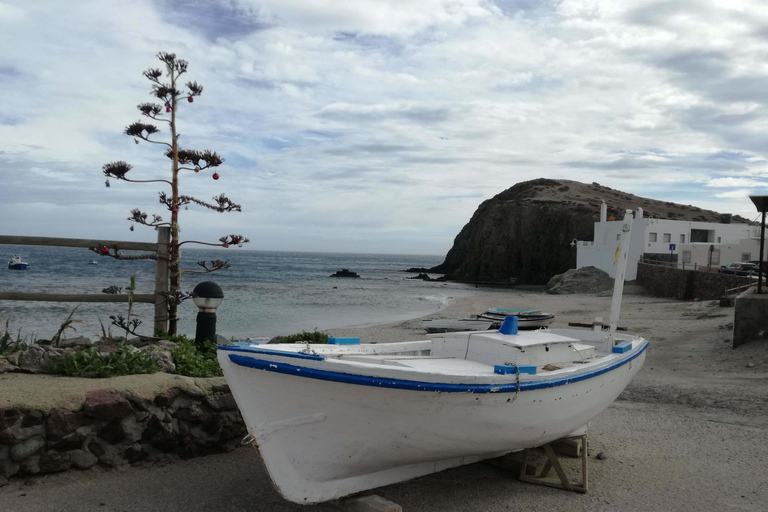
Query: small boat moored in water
[
  {"left": 219, "top": 209, "right": 643, "bottom": 504},
  {"left": 8, "top": 255, "right": 28, "bottom": 270}
]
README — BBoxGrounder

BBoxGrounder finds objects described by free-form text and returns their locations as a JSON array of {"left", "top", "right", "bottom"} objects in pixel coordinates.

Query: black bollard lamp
[{"left": 192, "top": 281, "right": 223, "bottom": 347}]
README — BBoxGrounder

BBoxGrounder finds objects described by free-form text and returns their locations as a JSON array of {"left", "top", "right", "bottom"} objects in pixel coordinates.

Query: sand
[
  {"left": 2, "top": 289, "right": 768, "bottom": 511},
  {"left": 328, "top": 290, "right": 768, "bottom": 420}
]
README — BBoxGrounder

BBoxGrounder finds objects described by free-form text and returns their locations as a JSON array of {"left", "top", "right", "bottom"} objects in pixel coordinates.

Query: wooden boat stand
[{"left": 518, "top": 427, "right": 588, "bottom": 493}]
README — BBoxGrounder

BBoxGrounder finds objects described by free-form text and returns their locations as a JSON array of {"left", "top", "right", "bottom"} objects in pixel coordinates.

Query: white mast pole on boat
[{"left": 608, "top": 209, "right": 634, "bottom": 346}]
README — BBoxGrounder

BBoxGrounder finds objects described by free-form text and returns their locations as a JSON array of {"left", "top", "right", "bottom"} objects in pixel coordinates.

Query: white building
[{"left": 576, "top": 202, "right": 757, "bottom": 279}]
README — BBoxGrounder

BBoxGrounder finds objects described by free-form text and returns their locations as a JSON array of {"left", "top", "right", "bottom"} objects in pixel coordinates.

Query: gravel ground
[{"left": 2, "top": 290, "right": 767, "bottom": 511}]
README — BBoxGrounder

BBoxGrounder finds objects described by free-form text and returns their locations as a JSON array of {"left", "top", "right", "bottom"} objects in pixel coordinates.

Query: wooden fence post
[{"left": 154, "top": 227, "right": 170, "bottom": 334}]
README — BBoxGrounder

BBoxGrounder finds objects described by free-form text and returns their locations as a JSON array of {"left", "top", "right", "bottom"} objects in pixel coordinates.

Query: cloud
[{"left": 4, "top": 0, "right": 768, "bottom": 254}]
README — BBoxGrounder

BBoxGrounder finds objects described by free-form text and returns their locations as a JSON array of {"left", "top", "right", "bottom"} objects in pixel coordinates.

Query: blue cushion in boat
[
  {"left": 328, "top": 337, "right": 360, "bottom": 345},
  {"left": 612, "top": 342, "right": 632, "bottom": 354}
]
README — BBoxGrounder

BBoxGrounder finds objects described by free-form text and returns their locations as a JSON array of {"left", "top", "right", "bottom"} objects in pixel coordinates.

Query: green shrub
[
  {"left": 171, "top": 336, "right": 222, "bottom": 378},
  {"left": 272, "top": 330, "right": 328, "bottom": 344},
  {"left": 48, "top": 343, "right": 159, "bottom": 378}
]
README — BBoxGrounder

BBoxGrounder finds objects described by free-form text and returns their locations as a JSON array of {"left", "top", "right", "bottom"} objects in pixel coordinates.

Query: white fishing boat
[
  {"left": 218, "top": 210, "right": 642, "bottom": 504},
  {"left": 8, "top": 255, "right": 28, "bottom": 270}
]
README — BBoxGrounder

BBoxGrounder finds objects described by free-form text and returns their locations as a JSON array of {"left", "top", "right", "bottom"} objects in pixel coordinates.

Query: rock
[
  {"left": 69, "top": 449, "right": 98, "bottom": 469},
  {"left": 0, "top": 444, "right": 8, "bottom": 462},
  {"left": 46, "top": 409, "right": 91, "bottom": 441},
  {"left": 119, "top": 415, "right": 147, "bottom": 444},
  {"left": 21, "top": 411, "right": 44, "bottom": 428},
  {"left": 546, "top": 266, "right": 614, "bottom": 294},
  {"left": 124, "top": 443, "right": 148, "bottom": 463},
  {"left": 0, "top": 475, "right": 7, "bottom": 487},
  {"left": 125, "top": 394, "right": 150, "bottom": 412},
  {"left": 203, "top": 393, "right": 237, "bottom": 412},
  {"left": 0, "top": 409, "right": 22, "bottom": 431},
  {"left": 0, "top": 357, "right": 16, "bottom": 373},
  {"left": 58, "top": 336, "right": 95, "bottom": 348},
  {"left": 153, "top": 387, "right": 182, "bottom": 407},
  {"left": 143, "top": 415, "right": 179, "bottom": 452},
  {"left": 18, "top": 347, "right": 47, "bottom": 373},
  {"left": 97, "top": 422, "right": 125, "bottom": 444},
  {"left": 212, "top": 384, "right": 231, "bottom": 394},
  {"left": 157, "top": 340, "right": 179, "bottom": 350},
  {"left": 18, "top": 456, "right": 40, "bottom": 476},
  {"left": 10, "top": 435, "right": 45, "bottom": 462},
  {"left": 429, "top": 179, "right": 747, "bottom": 284},
  {"left": 0, "top": 420, "right": 45, "bottom": 443},
  {"left": 1, "top": 457, "right": 20, "bottom": 479},
  {"left": 83, "top": 390, "right": 133, "bottom": 421},
  {"left": 150, "top": 350, "right": 175, "bottom": 373},
  {"left": 173, "top": 404, "right": 205, "bottom": 422},
  {"left": 596, "top": 451, "right": 608, "bottom": 460},
  {"left": 87, "top": 441, "right": 105, "bottom": 458},
  {"left": 38, "top": 452, "right": 72, "bottom": 473},
  {"left": 407, "top": 273, "right": 432, "bottom": 281}
]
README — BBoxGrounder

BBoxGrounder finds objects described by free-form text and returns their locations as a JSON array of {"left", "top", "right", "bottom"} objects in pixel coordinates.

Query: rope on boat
[
  {"left": 299, "top": 341, "right": 318, "bottom": 356},
  {"left": 241, "top": 434, "right": 256, "bottom": 446}
]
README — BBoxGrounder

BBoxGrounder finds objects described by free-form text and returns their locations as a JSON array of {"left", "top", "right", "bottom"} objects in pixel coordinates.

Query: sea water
[{"left": 0, "top": 246, "right": 481, "bottom": 341}]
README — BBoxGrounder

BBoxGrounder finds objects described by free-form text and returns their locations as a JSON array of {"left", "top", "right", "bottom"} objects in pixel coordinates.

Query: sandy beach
[{"left": 2, "top": 289, "right": 767, "bottom": 511}]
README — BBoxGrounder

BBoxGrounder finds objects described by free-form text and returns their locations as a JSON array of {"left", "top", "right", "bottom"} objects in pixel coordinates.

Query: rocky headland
[{"left": 430, "top": 178, "right": 748, "bottom": 285}]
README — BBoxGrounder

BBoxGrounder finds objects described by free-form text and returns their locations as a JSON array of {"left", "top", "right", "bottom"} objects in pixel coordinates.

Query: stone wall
[
  {"left": 636, "top": 263, "right": 754, "bottom": 300},
  {"left": 0, "top": 385, "right": 246, "bottom": 486}
]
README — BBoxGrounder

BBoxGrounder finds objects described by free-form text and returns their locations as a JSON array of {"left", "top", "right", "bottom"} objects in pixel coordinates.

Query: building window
[
  {"left": 717, "top": 237, "right": 721, "bottom": 243},
  {"left": 680, "top": 234, "right": 685, "bottom": 243},
  {"left": 663, "top": 233, "right": 671, "bottom": 243},
  {"left": 742, "top": 253, "right": 751, "bottom": 262},
  {"left": 649, "top": 233, "right": 657, "bottom": 242},
  {"left": 682, "top": 250, "right": 691, "bottom": 263},
  {"left": 617, "top": 234, "right": 621, "bottom": 241}
]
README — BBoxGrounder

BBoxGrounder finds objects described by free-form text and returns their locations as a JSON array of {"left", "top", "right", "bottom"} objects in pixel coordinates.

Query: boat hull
[
  {"left": 8, "top": 263, "right": 28, "bottom": 270},
  {"left": 219, "top": 344, "right": 646, "bottom": 503}
]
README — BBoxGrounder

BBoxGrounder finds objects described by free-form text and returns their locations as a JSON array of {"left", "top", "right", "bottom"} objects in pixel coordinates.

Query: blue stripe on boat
[
  {"left": 225, "top": 340, "right": 648, "bottom": 394},
  {"left": 218, "top": 345, "right": 325, "bottom": 361}
]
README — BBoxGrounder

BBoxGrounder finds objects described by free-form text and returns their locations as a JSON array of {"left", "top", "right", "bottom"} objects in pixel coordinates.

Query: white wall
[{"left": 575, "top": 206, "right": 759, "bottom": 279}]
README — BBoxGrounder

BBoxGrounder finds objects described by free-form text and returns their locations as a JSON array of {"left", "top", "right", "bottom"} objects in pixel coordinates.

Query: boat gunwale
[{"left": 221, "top": 339, "right": 648, "bottom": 393}]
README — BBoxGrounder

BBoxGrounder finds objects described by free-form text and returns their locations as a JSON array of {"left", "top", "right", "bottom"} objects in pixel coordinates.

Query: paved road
[{"left": 2, "top": 401, "right": 766, "bottom": 512}]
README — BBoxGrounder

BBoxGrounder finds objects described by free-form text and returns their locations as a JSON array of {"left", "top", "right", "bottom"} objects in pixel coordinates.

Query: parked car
[
  {"left": 720, "top": 262, "right": 760, "bottom": 276},
  {"left": 749, "top": 260, "right": 768, "bottom": 273}
]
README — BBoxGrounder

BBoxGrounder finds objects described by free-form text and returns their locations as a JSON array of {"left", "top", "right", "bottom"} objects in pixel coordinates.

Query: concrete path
[{"left": 2, "top": 400, "right": 766, "bottom": 512}]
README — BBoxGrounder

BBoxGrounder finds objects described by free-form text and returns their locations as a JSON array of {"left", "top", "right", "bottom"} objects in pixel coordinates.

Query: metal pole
[
  {"left": 195, "top": 311, "right": 217, "bottom": 346},
  {"left": 759, "top": 210, "right": 765, "bottom": 294}
]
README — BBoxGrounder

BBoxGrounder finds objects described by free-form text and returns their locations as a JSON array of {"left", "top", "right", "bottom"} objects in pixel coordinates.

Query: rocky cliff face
[{"left": 431, "top": 178, "right": 748, "bottom": 285}]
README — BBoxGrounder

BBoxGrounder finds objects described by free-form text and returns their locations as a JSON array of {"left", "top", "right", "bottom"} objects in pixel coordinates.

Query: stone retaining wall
[
  {"left": 0, "top": 385, "right": 246, "bottom": 486},
  {"left": 636, "top": 262, "right": 753, "bottom": 300}
]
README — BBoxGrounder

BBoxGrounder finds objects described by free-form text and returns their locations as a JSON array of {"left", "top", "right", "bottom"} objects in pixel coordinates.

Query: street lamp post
[{"left": 192, "top": 281, "right": 224, "bottom": 347}]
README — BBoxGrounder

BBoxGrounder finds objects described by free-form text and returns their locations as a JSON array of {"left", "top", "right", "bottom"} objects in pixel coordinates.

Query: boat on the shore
[
  {"left": 423, "top": 310, "right": 555, "bottom": 333},
  {"left": 330, "top": 268, "right": 360, "bottom": 278},
  {"left": 218, "top": 209, "right": 642, "bottom": 504},
  {"left": 218, "top": 324, "right": 647, "bottom": 503},
  {"left": 477, "top": 309, "right": 555, "bottom": 328},
  {"left": 8, "top": 255, "right": 28, "bottom": 270}
]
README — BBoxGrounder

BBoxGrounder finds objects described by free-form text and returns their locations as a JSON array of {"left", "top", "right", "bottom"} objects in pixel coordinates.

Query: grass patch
[
  {"left": 272, "top": 330, "right": 328, "bottom": 344},
  {"left": 47, "top": 343, "right": 159, "bottom": 378},
  {"left": 170, "top": 336, "right": 222, "bottom": 378}
]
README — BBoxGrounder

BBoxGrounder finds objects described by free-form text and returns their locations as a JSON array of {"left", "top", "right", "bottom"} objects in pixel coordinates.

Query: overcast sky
[{"left": 2, "top": 0, "right": 768, "bottom": 256}]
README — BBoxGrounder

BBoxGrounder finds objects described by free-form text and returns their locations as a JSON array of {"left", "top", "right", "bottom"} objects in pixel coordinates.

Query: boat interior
[{"left": 231, "top": 328, "right": 642, "bottom": 381}]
